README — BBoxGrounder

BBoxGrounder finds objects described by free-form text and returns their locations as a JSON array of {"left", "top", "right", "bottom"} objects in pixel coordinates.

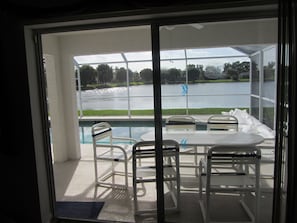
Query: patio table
[
  {"left": 140, "top": 130, "right": 264, "bottom": 147},
  {"left": 140, "top": 130, "right": 264, "bottom": 177}
]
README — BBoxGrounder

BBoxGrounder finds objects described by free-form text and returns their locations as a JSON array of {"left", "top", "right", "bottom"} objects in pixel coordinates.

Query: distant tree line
[
  {"left": 263, "top": 62, "right": 276, "bottom": 81},
  {"left": 250, "top": 61, "right": 276, "bottom": 81},
  {"left": 76, "top": 61, "right": 250, "bottom": 89}
]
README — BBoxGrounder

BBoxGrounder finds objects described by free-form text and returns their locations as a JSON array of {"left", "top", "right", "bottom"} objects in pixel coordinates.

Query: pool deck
[
  {"left": 54, "top": 143, "right": 274, "bottom": 223},
  {"left": 54, "top": 114, "right": 275, "bottom": 222}
]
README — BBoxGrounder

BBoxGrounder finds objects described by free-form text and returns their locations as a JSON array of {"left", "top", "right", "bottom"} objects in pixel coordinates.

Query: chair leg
[
  {"left": 199, "top": 161, "right": 203, "bottom": 199},
  {"left": 255, "top": 160, "right": 261, "bottom": 223},
  {"left": 133, "top": 157, "right": 138, "bottom": 213},
  {"left": 124, "top": 159, "right": 128, "bottom": 188},
  {"left": 111, "top": 160, "right": 115, "bottom": 185},
  {"left": 195, "top": 146, "right": 198, "bottom": 176},
  {"left": 94, "top": 160, "right": 98, "bottom": 185},
  {"left": 205, "top": 187, "right": 210, "bottom": 223}
]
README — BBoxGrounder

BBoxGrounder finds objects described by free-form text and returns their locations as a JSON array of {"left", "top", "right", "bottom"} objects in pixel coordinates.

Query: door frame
[{"left": 24, "top": 3, "right": 282, "bottom": 222}]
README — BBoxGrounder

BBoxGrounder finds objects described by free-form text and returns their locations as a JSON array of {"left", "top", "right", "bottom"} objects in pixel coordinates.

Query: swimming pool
[
  {"left": 79, "top": 120, "right": 206, "bottom": 144},
  {"left": 79, "top": 120, "right": 155, "bottom": 144}
]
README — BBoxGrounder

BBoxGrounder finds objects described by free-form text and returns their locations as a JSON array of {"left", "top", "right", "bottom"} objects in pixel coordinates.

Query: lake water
[{"left": 77, "top": 82, "right": 251, "bottom": 110}]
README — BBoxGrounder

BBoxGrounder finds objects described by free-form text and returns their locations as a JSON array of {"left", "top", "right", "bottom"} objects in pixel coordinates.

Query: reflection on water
[{"left": 77, "top": 82, "right": 251, "bottom": 110}]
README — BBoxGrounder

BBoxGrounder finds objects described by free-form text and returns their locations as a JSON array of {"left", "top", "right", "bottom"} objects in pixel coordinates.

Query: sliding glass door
[
  {"left": 34, "top": 6, "right": 283, "bottom": 223},
  {"left": 42, "top": 25, "right": 155, "bottom": 222},
  {"left": 159, "top": 18, "right": 277, "bottom": 222}
]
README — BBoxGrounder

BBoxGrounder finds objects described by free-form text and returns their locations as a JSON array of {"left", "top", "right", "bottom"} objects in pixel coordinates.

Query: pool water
[
  {"left": 79, "top": 120, "right": 206, "bottom": 144},
  {"left": 79, "top": 121, "right": 155, "bottom": 144}
]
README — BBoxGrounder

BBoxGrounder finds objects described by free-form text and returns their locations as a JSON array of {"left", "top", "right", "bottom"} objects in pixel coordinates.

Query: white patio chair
[
  {"left": 91, "top": 122, "right": 137, "bottom": 189},
  {"left": 255, "top": 138, "right": 275, "bottom": 190},
  {"left": 205, "top": 114, "right": 239, "bottom": 159},
  {"left": 165, "top": 115, "right": 196, "bottom": 131},
  {"left": 132, "top": 140, "right": 180, "bottom": 215},
  {"left": 165, "top": 115, "right": 201, "bottom": 176},
  {"left": 207, "top": 114, "right": 239, "bottom": 131},
  {"left": 199, "top": 145, "right": 261, "bottom": 223}
]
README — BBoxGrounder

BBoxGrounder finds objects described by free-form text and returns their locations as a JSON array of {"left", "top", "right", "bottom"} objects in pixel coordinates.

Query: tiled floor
[{"left": 53, "top": 144, "right": 274, "bottom": 223}]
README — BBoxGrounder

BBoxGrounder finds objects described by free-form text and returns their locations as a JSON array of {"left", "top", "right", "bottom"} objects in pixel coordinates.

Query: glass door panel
[
  {"left": 159, "top": 18, "right": 277, "bottom": 222},
  {"left": 42, "top": 25, "right": 154, "bottom": 222}
]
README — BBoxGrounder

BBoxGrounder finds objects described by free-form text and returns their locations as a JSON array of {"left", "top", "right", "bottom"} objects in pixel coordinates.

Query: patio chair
[
  {"left": 91, "top": 122, "right": 137, "bottom": 189},
  {"left": 255, "top": 138, "right": 275, "bottom": 190},
  {"left": 165, "top": 115, "right": 201, "bottom": 176},
  {"left": 132, "top": 140, "right": 180, "bottom": 215},
  {"left": 205, "top": 114, "right": 239, "bottom": 158},
  {"left": 199, "top": 145, "right": 261, "bottom": 223},
  {"left": 207, "top": 114, "right": 238, "bottom": 131},
  {"left": 165, "top": 115, "right": 196, "bottom": 131}
]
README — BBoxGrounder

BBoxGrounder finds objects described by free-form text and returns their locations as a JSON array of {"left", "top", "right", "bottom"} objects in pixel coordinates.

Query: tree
[
  {"left": 131, "top": 71, "right": 141, "bottom": 82},
  {"left": 187, "top": 64, "right": 203, "bottom": 82},
  {"left": 223, "top": 62, "right": 232, "bottom": 75},
  {"left": 79, "top": 65, "right": 96, "bottom": 87},
  {"left": 115, "top": 67, "right": 133, "bottom": 82},
  {"left": 204, "top": 66, "right": 221, "bottom": 79},
  {"left": 197, "top": 65, "right": 205, "bottom": 80},
  {"left": 264, "top": 62, "right": 275, "bottom": 81},
  {"left": 140, "top": 68, "right": 153, "bottom": 82},
  {"left": 238, "top": 61, "right": 250, "bottom": 73},
  {"left": 164, "top": 68, "right": 182, "bottom": 83},
  {"left": 96, "top": 64, "right": 113, "bottom": 84},
  {"left": 227, "top": 68, "right": 239, "bottom": 81},
  {"left": 160, "top": 69, "right": 168, "bottom": 83},
  {"left": 224, "top": 61, "right": 250, "bottom": 79}
]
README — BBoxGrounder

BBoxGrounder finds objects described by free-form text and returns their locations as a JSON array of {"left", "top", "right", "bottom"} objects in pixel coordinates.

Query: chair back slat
[
  {"left": 166, "top": 115, "right": 196, "bottom": 131},
  {"left": 207, "top": 115, "right": 238, "bottom": 131}
]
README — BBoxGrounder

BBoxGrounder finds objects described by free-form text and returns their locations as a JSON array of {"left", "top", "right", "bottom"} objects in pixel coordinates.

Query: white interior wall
[
  {"left": 56, "top": 19, "right": 277, "bottom": 56},
  {"left": 160, "top": 19, "right": 277, "bottom": 49},
  {"left": 42, "top": 35, "right": 81, "bottom": 162},
  {"left": 59, "top": 26, "right": 151, "bottom": 55},
  {"left": 44, "top": 54, "right": 67, "bottom": 162},
  {"left": 59, "top": 52, "right": 81, "bottom": 160}
]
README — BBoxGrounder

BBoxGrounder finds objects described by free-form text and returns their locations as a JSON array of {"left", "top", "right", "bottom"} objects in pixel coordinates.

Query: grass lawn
[{"left": 79, "top": 108, "right": 248, "bottom": 116}]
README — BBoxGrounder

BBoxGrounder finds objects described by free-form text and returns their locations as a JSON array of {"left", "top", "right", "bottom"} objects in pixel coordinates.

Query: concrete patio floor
[{"left": 53, "top": 144, "right": 274, "bottom": 223}]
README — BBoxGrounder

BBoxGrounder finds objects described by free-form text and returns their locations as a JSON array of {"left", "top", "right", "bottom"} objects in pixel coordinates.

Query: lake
[{"left": 77, "top": 82, "right": 252, "bottom": 110}]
